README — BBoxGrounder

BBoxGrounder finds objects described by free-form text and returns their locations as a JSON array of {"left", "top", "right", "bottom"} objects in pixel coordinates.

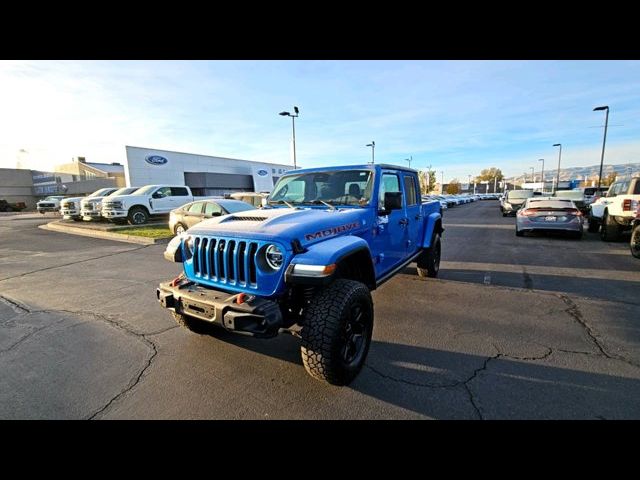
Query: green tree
[
  {"left": 475, "top": 167, "right": 504, "bottom": 183},
  {"left": 418, "top": 166, "right": 437, "bottom": 193},
  {"left": 446, "top": 179, "right": 461, "bottom": 194},
  {"left": 602, "top": 172, "right": 617, "bottom": 186}
]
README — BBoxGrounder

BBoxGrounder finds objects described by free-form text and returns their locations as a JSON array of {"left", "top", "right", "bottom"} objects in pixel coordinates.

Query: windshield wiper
[
  {"left": 309, "top": 199, "right": 336, "bottom": 210},
  {"left": 268, "top": 199, "right": 295, "bottom": 209}
]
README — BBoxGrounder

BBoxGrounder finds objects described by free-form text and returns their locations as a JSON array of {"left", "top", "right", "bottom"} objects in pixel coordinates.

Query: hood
[
  {"left": 81, "top": 197, "right": 106, "bottom": 205},
  {"left": 188, "top": 207, "right": 370, "bottom": 247},
  {"left": 61, "top": 197, "right": 85, "bottom": 204},
  {"left": 105, "top": 194, "right": 147, "bottom": 203}
]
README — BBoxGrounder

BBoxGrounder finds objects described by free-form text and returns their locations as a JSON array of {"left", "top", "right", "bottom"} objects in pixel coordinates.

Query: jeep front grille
[{"left": 192, "top": 236, "right": 259, "bottom": 288}]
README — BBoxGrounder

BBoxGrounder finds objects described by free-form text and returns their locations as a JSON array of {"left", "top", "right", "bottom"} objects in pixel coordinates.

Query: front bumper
[
  {"left": 157, "top": 280, "right": 283, "bottom": 338},
  {"left": 61, "top": 209, "right": 80, "bottom": 217},
  {"left": 37, "top": 207, "right": 59, "bottom": 213},
  {"left": 102, "top": 209, "right": 128, "bottom": 219},
  {"left": 81, "top": 209, "right": 102, "bottom": 219}
]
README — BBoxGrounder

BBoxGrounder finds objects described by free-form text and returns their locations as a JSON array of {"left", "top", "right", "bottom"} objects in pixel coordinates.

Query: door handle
[
  {"left": 399, "top": 218, "right": 409, "bottom": 226},
  {"left": 415, "top": 214, "right": 422, "bottom": 220}
]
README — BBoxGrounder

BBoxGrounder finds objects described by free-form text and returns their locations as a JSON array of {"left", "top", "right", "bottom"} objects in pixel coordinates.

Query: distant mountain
[{"left": 507, "top": 162, "right": 640, "bottom": 183}]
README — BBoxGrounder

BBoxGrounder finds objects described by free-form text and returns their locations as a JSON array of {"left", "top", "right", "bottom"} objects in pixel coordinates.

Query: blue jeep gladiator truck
[{"left": 158, "top": 164, "right": 443, "bottom": 385}]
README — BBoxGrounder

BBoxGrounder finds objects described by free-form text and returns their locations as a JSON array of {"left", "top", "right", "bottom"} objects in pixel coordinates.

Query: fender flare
[{"left": 421, "top": 212, "right": 443, "bottom": 248}]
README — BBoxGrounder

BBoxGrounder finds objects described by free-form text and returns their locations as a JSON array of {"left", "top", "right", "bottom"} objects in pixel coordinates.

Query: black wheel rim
[
  {"left": 133, "top": 212, "right": 145, "bottom": 224},
  {"left": 341, "top": 301, "right": 370, "bottom": 365}
]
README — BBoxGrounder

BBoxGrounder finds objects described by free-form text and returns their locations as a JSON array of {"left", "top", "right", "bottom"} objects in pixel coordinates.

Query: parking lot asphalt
[{"left": 1, "top": 205, "right": 639, "bottom": 419}]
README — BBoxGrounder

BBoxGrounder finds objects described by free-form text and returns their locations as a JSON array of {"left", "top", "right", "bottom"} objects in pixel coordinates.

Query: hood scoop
[{"left": 223, "top": 215, "right": 269, "bottom": 222}]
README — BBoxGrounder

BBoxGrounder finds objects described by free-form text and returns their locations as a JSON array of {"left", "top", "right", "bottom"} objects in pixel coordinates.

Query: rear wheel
[
  {"left": 417, "top": 233, "right": 441, "bottom": 278},
  {"left": 301, "top": 279, "right": 373, "bottom": 386},
  {"left": 631, "top": 224, "right": 640, "bottom": 259},
  {"left": 600, "top": 212, "right": 622, "bottom": 241}
]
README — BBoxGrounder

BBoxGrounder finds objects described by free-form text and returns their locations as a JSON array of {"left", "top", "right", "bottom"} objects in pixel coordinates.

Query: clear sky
[{"left": 1, "top": 60, "right": 638, "bottom": 182}]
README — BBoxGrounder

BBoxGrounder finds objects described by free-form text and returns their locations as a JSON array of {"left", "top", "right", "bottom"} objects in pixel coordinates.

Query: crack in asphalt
[
  {"left": 556, "top": 294, "right": 640, "bottom": 369},
  {"left": 0, "top": 295, "right": 30, "bottom": 314},
  {"left": 0, "top": 245, "right": 150, "bottom": 283},
  {"left": 366, "top": 344, "right": 554, "bottom": 420}
]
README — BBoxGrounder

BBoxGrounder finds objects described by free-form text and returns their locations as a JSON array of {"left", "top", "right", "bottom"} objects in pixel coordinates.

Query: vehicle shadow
[{"left": 195, "top": 327, "right": 640, "bottom": 419}]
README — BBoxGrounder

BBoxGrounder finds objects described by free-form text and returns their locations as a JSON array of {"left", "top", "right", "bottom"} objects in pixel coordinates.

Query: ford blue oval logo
[
  {"left": 257, "top": 169, "right": 268, "bottom": 176},
  {"left": 145, "top": 155, "right": 168, "bottom": 166}
]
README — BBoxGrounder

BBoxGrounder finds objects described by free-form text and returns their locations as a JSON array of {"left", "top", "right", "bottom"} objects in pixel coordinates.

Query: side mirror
[
  {"left": 152, "top": 192, "right": 162, "bottom": 199},
  {"left": 212, "top": 212, "right": 222, "bottom": 217},
  {"left": 379, "top": 191, "right": 403, "bottom": 216}
]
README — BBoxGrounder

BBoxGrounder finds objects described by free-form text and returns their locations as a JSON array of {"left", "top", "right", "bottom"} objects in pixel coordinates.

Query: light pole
[
  {"left": 552, "top": 143, "right": 562, "bottom": 194},
  {"left": 593, "top": 105, "right": 609, "bottom": 191},
  {"left": 538, "top": 159, "right": 545, "bottom": 192},
  {"left": 279, "top": 106, "right": 299, "bottom": 169},
  {"left": 468, "top": 174, "right": 471, "bottom": 193},
  {"left": 366, "top": 141, "right": 375, "bottom": 164},
  {"left": 530, "top": 167, "right": 534, "bottom": 183},
  {"left": 441, "top": 171, "right": 444, "bottom": 194},
  {"left": 404, "top": 155, "right": 412, "bottom": 169}
]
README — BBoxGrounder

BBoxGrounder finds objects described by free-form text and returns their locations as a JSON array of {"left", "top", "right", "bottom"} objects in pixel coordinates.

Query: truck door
[
  {"left": 150, "top": 187, "right": 174, "bottom": 212},
  {"left": 373, "top": 170, "right": 407, "bottom": 277},
  {"left": 169, "top": 187, "right": 192, "bottom": 210},
  {"left": 402, "top": 173, "right": 422, "bottom": 256}
]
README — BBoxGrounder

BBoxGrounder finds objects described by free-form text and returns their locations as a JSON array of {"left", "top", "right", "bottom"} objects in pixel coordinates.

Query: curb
[{"left": 39, "top": 221, "right": 172, "bottom": 245}]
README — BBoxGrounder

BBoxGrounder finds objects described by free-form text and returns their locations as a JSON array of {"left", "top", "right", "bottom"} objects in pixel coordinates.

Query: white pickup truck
[
  {"left": 102, "top": 185, "right": 195, "bottom": 225},
  {"left": 81, "top": 187, "right": 136, "bottom": 221},
  {"left": 36, "top": 196, "right": 66, "bottom": 214},
  {"left": 61, "top": 188, "right": 118, "bottom": 221},
  {"left": 588, "top": 176, "right": 640, "bottom": 241}
]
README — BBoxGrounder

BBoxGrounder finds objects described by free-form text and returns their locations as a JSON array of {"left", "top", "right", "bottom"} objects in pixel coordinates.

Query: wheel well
[
  {"left": 335, "top": 249, "right": 376, "bottom": 290},
  {"left": 434, "top": 219, "right": 443, "bottom": 235},
  {"left": 129, "top": 205, "right": 149, "bottom": 215}
]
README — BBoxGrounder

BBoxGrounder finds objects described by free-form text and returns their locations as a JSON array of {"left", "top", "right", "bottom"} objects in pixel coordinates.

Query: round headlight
[
  {"left": 265, "top": 244, "right": 284, "bottom": 270},
  {"left": 185, "top": 236, "right": 195, "bottom": 255}
]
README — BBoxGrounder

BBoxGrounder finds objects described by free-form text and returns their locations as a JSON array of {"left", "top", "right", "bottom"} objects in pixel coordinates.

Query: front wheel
[
  {"left": 301, "top": 279, "right": 373, "bottom": 386},
  {"left": 417, "top": 233, "right": 441, "bottom": 278},
  {"left": 174, "top": 223, "right": 187, "bottom": 235},
  {"left": 128, "top": 206, "right": 148, "bottom": 225},
  {"left": 631, "top": 225, "right": 640, "bottom": 259}
]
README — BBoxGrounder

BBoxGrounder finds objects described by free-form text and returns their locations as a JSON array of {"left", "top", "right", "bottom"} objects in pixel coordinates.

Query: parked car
[
  {"left": 588, "top": 176, "right": 640, "bottom": 240},
  {"left": 158, "top": 164, "right": 443, "bottom": 385},
  {"left": 580, "top": 186, "right": 609, "bottom": 208},
  {"left": 501, "top": 190, "right": 535, "bottom": 216},
  {"left": 36, "top": 195, "right": 66, "bottom": 214},
  {"left": 80, "top": 187, "right": 130, "bottom": 221},
  {"left": 169, "top": 198, "right": 256, "bottom": 234},
  {"left": 60, "top": 196, "right": 87, "bottom": 221},
  {"left": 630, "top": 204, "right": 640, "bottom": 259},
  {"left": 0, "top": 199, "right": 26, "bottom": 212},
  {"left": 102, "top": 185, "right": 197, "bottom": 225},
  {"left": 516, "top": 197, "right": 583, "bottom": 239}
]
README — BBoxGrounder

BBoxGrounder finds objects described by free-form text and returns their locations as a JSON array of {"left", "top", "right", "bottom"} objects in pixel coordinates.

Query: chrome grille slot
[
  {"left": 237, "top": 242, "right": 246, "bottom": 283},
  {"left": 193, "top": 237, "right": 201, "bottom": 274},
  {"left": 200, "top": 238, "right": 209, "bottom": 277},
  {"left": 248, "top": 242, "right": 258, "bottom": 285},
  {"left": 227, "top": 240, "right": 236, "bottom": 281}
]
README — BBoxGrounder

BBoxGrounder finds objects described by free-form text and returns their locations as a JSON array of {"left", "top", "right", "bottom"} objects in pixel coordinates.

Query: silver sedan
[{"left": 515, "top": 197, "right": 583, "bottom": 239}]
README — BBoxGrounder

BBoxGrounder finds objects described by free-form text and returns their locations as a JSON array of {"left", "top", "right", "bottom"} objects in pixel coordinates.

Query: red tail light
[
  {"left": 518, "top": 209, "right": 537, "bottom": 216},
  {"left": 566, "top": 208, "right": 582, "bottom": 216},
  {"left": 623, "top": 199, "right": 633, "bottom": 211}
]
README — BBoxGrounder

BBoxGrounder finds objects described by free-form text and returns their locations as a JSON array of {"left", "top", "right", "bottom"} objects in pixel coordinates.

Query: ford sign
[
  {"left": 257, "top": 169, "right": 268, "bottom": 176},
  {"left": 145, "top": 155, "right": 168, "bottom": 166}
]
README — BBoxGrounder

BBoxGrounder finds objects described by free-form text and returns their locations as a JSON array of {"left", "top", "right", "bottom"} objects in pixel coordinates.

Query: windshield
[
  {"left": 507, "top": 190, "right": 535, "bottom": 200},
  {"left": 269, "top": 170, "right": 373, "bottom": 207},
  {"left": 44, "top": 196, "right": 63, "bottom": 201},
  {"left": 131, "top": 185, "right": 157, "bottom": 195},
  {"left": 87, "top": 188, "right": 114, "bottom": 198},
  {"left": 527, "top": 199, "right": 575, "bottom": 209},
  {"left": 109, "top": 187, "right": 138, "bottom": 196}
]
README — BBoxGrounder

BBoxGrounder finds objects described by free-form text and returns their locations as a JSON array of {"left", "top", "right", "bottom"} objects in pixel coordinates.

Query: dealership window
[
  {"left": 170, "top": 187, "right": 189, "bottom": 196},
  {"left": 272, "top": 168, "right": 276, "bottom": 174}
]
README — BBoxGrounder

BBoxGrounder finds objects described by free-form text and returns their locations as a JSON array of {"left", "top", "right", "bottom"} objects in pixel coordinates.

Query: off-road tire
[
  {"left": 300, "top": 279, "right": 373, "bottom": 386},
  {"left": 587, "top": 214, "right": 599, "bottom": 233},
  {"left": 600, "top": 212, "right": 621, "bottom": 242},
  {"left": 417, "top": 233, "right": 441, "bottom": 278},
  {"left": 631, "top": 224, "right": 640, "bottom": 259},
  {"left": 128, "top": 206, "right": 148, "bottom": 225},
  {"left": 171, "top": 311, "right": 210, "bottom": 335}
]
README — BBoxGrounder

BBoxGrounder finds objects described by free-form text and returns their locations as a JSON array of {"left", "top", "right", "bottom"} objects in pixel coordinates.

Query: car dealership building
[{"left": 124, "top": 146, "right": 292, "bottom": 196}]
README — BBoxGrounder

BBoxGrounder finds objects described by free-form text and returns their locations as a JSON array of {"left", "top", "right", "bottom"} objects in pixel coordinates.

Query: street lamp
[
  {"left": 530, "top": 167, "right": 534, "bottom": 183},
  {"left": 593, "top": 105, "right": 610, "bottom": 190},
  {"left": 404, "top": 155, "right": 412, "bottom": 168},
  {"left": 441, "top": 171, "right": 444, "bottom": 194},
  {"left": 366, "top": 141, "right": 375, "bottom": 164},
  {"left": 538, "top": 159, "right": 545, "bottom": 192},
  {"left": 552, "top": 143, "right": 562, "bottom": 194},
  {"left": 279, "top": 106, "right": 299, "bottom": 169}
]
